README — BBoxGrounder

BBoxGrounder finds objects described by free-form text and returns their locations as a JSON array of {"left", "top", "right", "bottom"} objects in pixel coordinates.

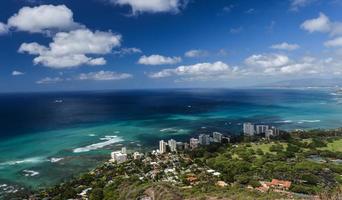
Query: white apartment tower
[
  {"left": 256, "top": 125, "right": 269, "bottom": 135},
  {"left": 212, "top": 132, "right": 223, "bottom": 143},
  {"left": 189, "top": 138, "right": 199, "bottom": 149},
  {"left": 265, "top": 129, "right": 274, "bottom": 139},
  {"left": 159, "top": 140, "right": 167, "bottom": 154},
  {"left": 271, "top": 126, "right": 280, "bottom": 136},
  {"left": 168, "top": 139, "right": 177, "bottom": 152},
  {"left": 121, "top": 147, "right": 127, "bottom": 154},
  {"left": 110, "top": 151, "right": 127, "bottom": 164},
  {"left": 199, "top": 134, "right": 210, "bottom": 145},
  {"left": 243, "top": 122, "right": 255, "bottom": 136}
]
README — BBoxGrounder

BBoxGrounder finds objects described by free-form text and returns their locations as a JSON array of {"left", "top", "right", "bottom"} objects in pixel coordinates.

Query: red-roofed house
[{"left": 266, "top": 179, "right": 292, "bottom": 190}]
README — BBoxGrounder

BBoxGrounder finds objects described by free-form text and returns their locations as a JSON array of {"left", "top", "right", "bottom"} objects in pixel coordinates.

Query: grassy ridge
[{"left": 319, "top": 139, "right": 342, "bottom": 152}]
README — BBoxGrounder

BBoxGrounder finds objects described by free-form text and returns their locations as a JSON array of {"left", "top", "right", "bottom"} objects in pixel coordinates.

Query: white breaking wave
[
  {"left": 23, "top": 170, "right": 39, "bottom": 177},
  {"left": 0, "top": 184, "right": 19, "bottom": 194},
  {"left": 88, "top": 134, "right": 96, "bottom": 137},
  {"left": 50, "top": 157, "right": 64, "bottom": 163},
  {"left": 73, "top": 135, "right": 123, "bottom": 153},
  {"left": 0, "top": 157, "right": 47, "bottom": 166},
  {"left": 275, "top": 119, "right": 320, "bottom": 124},
  {"left": 275, "top": 120, "right": 293, "bottom": 123},
  {"left": 160, "top": 128, "right": 178, "bottom": 132},
  {"left": 298, "top": 120, "right": 321, "bottom": 123}
]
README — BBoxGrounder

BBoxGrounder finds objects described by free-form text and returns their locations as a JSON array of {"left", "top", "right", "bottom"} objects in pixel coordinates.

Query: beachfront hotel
[{"left": 110, "top": 149, "right": 127, "bottom": 164}]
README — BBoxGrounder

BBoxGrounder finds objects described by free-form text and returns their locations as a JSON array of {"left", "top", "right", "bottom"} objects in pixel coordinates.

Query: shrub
[{"left": 90, "top": 188, "right": 104, "bottom": 200}]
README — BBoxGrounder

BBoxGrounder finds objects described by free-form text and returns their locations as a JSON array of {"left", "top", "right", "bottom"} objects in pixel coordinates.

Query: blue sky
[{"left": 1, "top": 0, "right": 342, "bottom": 92}]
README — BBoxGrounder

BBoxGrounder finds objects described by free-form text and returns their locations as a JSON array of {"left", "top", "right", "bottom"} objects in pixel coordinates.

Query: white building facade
[
  {"left": 256, "top": 125, "right": 269, "bottom": 135},
  {"left": 199, "top": 134, "right": 210, "bottom": 145},
  {"left": 159, "top": 140, "right": 167, "bottom": 154},
  {"left": 243, "top": 122, "right": 255, "bottom": 136},
  {"left": 213, "top": 132, "right": 223, "bottom": 143},
  {"left": 111, "top": 151, "right": 127, "bottom": 163},
  {"left": 190, "top": 138, "right": 199, "bottom": 149},
  {"left": 168, "top": 139, "right": 177, "bottom": 152}
]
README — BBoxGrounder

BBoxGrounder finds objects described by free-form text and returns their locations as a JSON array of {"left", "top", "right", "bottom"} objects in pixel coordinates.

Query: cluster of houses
[
  {"left": 256, "top": 179, "right": 292, "bottom": 193},
  {"left": 243, "top": 122, "right": 280, "bottom": 139},
  {"left": 107, "top": 127, "right": 296, "bottom": 200},
  {"left": 109, "top": 144, "right": 222, "bottom": 187}
]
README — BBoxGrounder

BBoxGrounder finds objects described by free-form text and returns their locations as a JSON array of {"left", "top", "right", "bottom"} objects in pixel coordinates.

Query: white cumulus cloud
[
  {"left": 270, "top": 42, "right": 300, "bottom": 51},
  {"left": 301, "top": 12, "right": 331, "bottom": 33},
  {"left": 279, "top": 63, "right": 312, "bottom": 74},
  {"left": 113, "top": 47, "right": 142, "bottom": 56},
  {"left": 290, "top": 0, "right": 315, "bottom": 11},
  {"left": 12, "top": 70, "right": 25, "bottom": 76},
  {"left": 301, "top": 13, "right": 342, "bottom": 49},
  {"left": 243, "top": 54, "right": 322, "bottom": 76},
  {"left": 138, "top": 54, "right": 181, "bottom": 65},
  {"left": 110, "top": 0, "right": 188, "bottom": 14},
  {"left": 18, "top": 29, "right": 121, "bottom": 68},
  {"left": 7, "top": 5, "right": 81, "bottom": 33},
  {"left": 245, "top": 54, "right": 290, "bottom": 68},
  {"left": 88, "top": 57, "right": 107, "bottom": 65},
  {"left": 78, "top": 71, "right": 132, "bottom": 81},
  {"left": 184, "top": 49, "right": 208, "bottom": 58},
  {"left": 300, "top": 12, "right": 342, "bottom": 36},
  {"left": 324, "top": 37, "right": 342, "bottom": 47},
  {"left": 0, "top": 22, "right": 9, "bottom": 34},
  {"left": 149, "top": 61, "right": 238, "bottom": 81},
  {"left": 18, "top": 42, "right": 48, "bottom": 55},
  {"left": 36, "top": 77, "right": 63, "bottom": 84}
]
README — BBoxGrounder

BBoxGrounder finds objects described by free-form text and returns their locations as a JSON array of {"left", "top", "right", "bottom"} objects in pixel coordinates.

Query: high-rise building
[
  {"left": 168, "top": 139, "right": 177, "bottom": 152},
  {"left": 256, "top": 125, "right": 269, "bottom": 135},
  {"left": 199, "top": 134, "right": 210, "bottom": 145},
  {"left": 111, "top": 151, "right": 127, "bottom": 163},
  {"left": 243, "top": 122, "right": 255, "bottom": 136},
  {"left": 133, "top": 152, "right": 143, "bottom": 160},
  {"left": 159, "top": 140, "right": 167, "bottom": 154},
  {"left": 176, "top": 142, "right": 184, "bottom": 151},
  {"left": 184, "top": 143, "right": 190, "bottom": 150},
  {"left": 223, "top": 136, "right": 231, "bottom": 143},
  {"left": 190, "top": 138, "right": 199, "bottom": 149},
  {"left": 270, "top": 126, "right": 280, "bottom": 136},
  {"left": 212, "top": 132, "right": 223, "bottom": 143},
  {"left": 265, "top": 129, "right": 274, "bottom": 139},
  {"left": 121, "top": 147, "right": 127, "bottom": 154}
]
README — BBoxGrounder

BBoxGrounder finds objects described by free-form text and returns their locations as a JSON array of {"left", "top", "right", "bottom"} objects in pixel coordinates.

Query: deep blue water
[{"left": 0, "top": 88, "right": 337, "bottom": 139}]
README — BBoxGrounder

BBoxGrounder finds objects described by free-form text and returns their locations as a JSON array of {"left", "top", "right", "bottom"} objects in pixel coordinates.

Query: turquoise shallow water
[{"left": 0, "top": 88, "right": 342, "bottom": 194}]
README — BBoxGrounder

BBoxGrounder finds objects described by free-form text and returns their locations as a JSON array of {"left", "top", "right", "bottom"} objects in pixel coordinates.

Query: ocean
[{"left": 0, "top": 88, "right": 341, "bottom": 195}]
